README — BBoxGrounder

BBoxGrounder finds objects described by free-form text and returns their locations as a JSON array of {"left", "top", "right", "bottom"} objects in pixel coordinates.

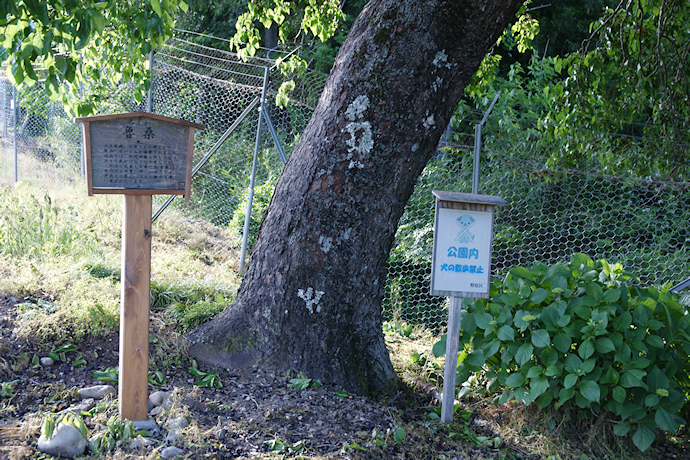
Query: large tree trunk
[{"left": 188, "top": 0, "right": 524, "bottom": 395}]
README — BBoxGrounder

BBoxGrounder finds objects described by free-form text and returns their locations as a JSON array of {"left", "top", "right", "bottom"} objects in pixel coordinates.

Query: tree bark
[{"left": 188, "top": 0, "right": 524, "bottom": 395}]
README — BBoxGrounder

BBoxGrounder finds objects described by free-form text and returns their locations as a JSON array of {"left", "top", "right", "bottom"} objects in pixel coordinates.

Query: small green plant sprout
[
  {"left": 0, "top": 381, "right": 16, "bottom": 398},
  {"left": 409, "top": 351, "right": 428, "bottom": 366},
  {"left": 188, "top": 360, "right": 222, "bottom": 388},
  {"left": 335, "top": 390, "right": 349, "bottom": 398},
  {"left": 148, "top": 370, "right": 167, "bottom": 387},
  {"left": 48, "top": 342, "right": 78, "bottom": 362},
  {"left": 89, "top": 415, "right": 136, "bottom": 455},
  {"left": 393, "top": 426, "right": 406, "bottom": 444},
  {"left": 433, "top": 254, "right": 690, "bottom": 452},
  {"left": 72, "top": 352, "right": 87, "bottom": 367},
  {"left": 92, "top": 367, "right": 119, "bottom": 386},
  {"left": 16, "top": 297, "right": 56, "bottom": 318},
  {"left": 42, "top": 411, "right": 88, "bottom": 441},
  {"left": 288, "top": 371, "right": 323, "bottom": 390},
  {"left": 383, "top": 320, "right": 414, "bottom": 338},
  {"left": 265, "top": 437, "right": 306, "bottom": 455},
  {"left": 339, "top": 441, "right": 367, "bottom": 453},
  {"left": 371, "top": 427, "right": 405, "bottom": 448}
]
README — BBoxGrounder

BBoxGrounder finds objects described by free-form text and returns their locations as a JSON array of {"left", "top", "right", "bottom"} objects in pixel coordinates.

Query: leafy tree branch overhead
[{"left": 0, "top": 0, "right": 188, "bottom": 116}]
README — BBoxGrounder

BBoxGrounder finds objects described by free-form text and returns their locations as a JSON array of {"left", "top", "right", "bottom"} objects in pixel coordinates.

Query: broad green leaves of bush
[{"left": 434, "top": 254, "right": 689, "bottom": 452}]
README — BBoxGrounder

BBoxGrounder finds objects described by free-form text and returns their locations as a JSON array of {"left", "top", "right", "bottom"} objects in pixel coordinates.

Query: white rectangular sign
[{"left": 431, "top": 207, "right": 494, "bottom": 297}]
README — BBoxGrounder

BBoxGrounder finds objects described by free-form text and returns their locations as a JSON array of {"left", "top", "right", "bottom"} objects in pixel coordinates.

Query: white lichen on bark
[
  {"left": 297, "top": 287, "right": 325, "bottom": 314},
  {"left": 319, "top": 235, "right": 333, "bottom": 253},
  {"left": 343, "top": 95, "right": 374, "bottom": 169},
  {"left": 432, "top": 49, "right": 453, "bottom": 69}
]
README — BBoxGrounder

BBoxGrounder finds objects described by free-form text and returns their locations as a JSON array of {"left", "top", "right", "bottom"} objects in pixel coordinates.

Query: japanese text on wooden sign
[
  {"left": 75, "top": 112, "right": 204, "bottom": 197},
  {"left": 430, "top": 191, "right": 508, "bottom": 298},
  {"left": 432, "top": 208, "right": 492, "bottom": 295}
]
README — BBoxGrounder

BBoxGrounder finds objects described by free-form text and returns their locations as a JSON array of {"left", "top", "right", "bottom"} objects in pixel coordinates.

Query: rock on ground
[{"left": 37, "top": 423, "right": 87, "bottom": 458}]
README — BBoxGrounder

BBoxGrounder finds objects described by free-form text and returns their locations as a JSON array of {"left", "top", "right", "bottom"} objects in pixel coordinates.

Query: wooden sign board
[
  {"left": 75, "top": 112, "right": 204, "bottom": 198},
  {"left": 74, "top": 111, "right": 203, "bottom": 421},
  {"left": 430, "top": 191, "right": 508, "bottom": 424},
  {"left": 430, "top": 191, "right": 508, "bottom": 298}
]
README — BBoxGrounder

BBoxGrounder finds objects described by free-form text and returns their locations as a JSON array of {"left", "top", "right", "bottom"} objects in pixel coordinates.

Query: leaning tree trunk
[{"left": 189, "top": 0, "right": 524, "bottom": 394}]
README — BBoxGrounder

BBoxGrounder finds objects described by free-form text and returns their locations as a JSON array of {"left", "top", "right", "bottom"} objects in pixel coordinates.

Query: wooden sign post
[
  {"left": 75, "top": 112, "right": 204, "bottom": 420},
  {"left": 430, "top": 191, "right": 508, "bottom": 424}
]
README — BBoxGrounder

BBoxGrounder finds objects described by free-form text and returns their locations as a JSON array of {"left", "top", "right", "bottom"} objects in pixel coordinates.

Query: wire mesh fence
[{"left": 1, "top": 31, "right": 688, "bottom": 333}]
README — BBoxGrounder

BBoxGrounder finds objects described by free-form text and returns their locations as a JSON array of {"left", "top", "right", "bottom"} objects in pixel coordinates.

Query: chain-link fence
[
  {"left": 386, "top": 117, "right": 690, "bottom": 329},
  {"left": 1, "top": 31, "right": 688, "bottom": 333}
]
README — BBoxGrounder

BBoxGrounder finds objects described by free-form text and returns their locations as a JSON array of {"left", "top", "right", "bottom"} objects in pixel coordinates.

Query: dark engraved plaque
[
  {"left": 75, "top": 112, "right": 204, "bottom": 197},
  {"left": 90, "top": 117, "right": 188, "bottom": 190}
]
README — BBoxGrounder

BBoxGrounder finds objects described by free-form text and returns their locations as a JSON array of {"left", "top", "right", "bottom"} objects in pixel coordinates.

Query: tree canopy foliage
[{"left": 1, "top": 0, "right": 188, "bottom": 116}]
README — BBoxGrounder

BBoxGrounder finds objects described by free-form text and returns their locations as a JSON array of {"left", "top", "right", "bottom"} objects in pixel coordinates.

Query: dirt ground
[
  {"left": 0, "top": 294, "right": 530, "bottom": 459},
  {"left": 1, "top": 293, "right": 688, "bottom": 459}
]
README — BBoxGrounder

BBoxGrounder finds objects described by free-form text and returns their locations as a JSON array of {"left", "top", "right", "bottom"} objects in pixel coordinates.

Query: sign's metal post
[
  {"left": 440, "top": 295, "right": 463, "bottom": 423},
  {"left": 430, "top": 191, "right": 508, "bottom": 424},
  {"left": 75, "top": 112, "right": 204, "bottom": 420}
]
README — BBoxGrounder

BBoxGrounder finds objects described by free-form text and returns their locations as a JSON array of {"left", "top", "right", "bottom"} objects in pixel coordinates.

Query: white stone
[
  {"left": 166, "top": 416, "right": 189, "bottom": 430},
  {"left": 37, "top": 423, "right": 87, "bottom": 458},
  {"left": 40, "top": 357, "right": 54, "bottom": 367},
  {"left": 161, "top": 445, "right": 185, "bottom": 458},
  {"left": 78, "top": 385, "right": 116, "bottom": 400},
  {"left": 128, "top": 436, "right": 155, "bottom": 449},
  {"left": 132, "top": 418, "right": 158, "bottom": 432},
  {"left": 149, "top": 390, "right": 170, "bottom": 407},
  {"left": 66, "top": 398, "right": 95, "bottom": 414}
]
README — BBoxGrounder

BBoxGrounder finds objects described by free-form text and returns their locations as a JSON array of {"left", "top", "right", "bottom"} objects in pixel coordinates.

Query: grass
[{"left": 0, "top": 151, "right": 240, "bottom": 341}]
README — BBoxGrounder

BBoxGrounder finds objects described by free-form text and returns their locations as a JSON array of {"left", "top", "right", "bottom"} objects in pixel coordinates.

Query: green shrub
[{"left": 434, "top": 253, "right": 690, "bottom": 452}]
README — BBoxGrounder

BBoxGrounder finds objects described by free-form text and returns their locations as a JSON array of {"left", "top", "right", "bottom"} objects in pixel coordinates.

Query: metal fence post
[
  {"left": 13, "top": 86, "right": 18, "bottom": 183},
  {"left": 471, "top": 91, "right": 501, "bottom": 194},
  {"left": 147, "top": 50, "right": 155, "bottom": 113},
  {"left": 239, "top": 66, "right": 270, "bottom": 273}
]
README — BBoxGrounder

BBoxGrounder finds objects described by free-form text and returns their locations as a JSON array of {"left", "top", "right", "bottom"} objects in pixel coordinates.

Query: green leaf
[
  {"left": 530, "top": 376, "right": 549, "bottom": 398},
  {"left": 393, "top": 427, "right": 406, "bottom": 444},
  {"left": 553, "top": 332, "right": 572, "bottom": 353},
  {"left": 579, "top": 380, "right": 600, "bottom": 403},
  {"left": 151, "top": 0, "right": 163, "bottom": 16},
  {"left": 531, "top": 329, "right": 550, "bottom": 348},
  {"left": 466, "top": 349, "right": 486, "bottom": 367},
  {"left": 645, "top": 335, "right": 665, "bottom": 349},
  {"left": 620, "top": 369, "right": 647, "bottom": 388},
  {"left": 602, "top": 288, "right": 621, "bottom": 303},
  {"left": 509, "top": 266, "right": 534, "bottom": 280},
  {"left": 632, "top": 424, "right": 655, "bottom": 452},
  {"left": 654, "top": 408, "right": 680, "bottom": 433},
  {"left": 505, "top": 373, "right": 525, "bottom": 388},
  {"left": 526, "top": 365, "right": 543, "bottom": 379},
  {"left": 556, "top": 314, "right": 572, "bottom": 328},
  {"left": 544, "top": 364, "right": 562, "bottom": 377},
  {"left": 578, "top": 340, "right": 594, "bottom": 359},
  {"left": 530, "top": 288, "right": 549, "bottom": 304},
  {"left": 497, "top": 325, "right": 515, "bottom": 342},
  {"left": 564, "top": 373, "right": 578, "bottom": 389},
  {"left": 612, "top": 385, "right": 626, "bottom": 403},
  {"left": 432, "top": 335, "right": 446, "bottom": 357},
  {"left": 515, "top": 343, "right": 533, "bottom": 366},
  {"left": 613, "top": 421, "right": 631, "bottom": 436},
  {"left": 644, "top": 394, "right": 659, "bottom": 408},
  {"left": 474, "top": 312, "right": 493, "bottom": 331},
  {"left": 595, "top": 337, "right": 616, "bottom": 354}
]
